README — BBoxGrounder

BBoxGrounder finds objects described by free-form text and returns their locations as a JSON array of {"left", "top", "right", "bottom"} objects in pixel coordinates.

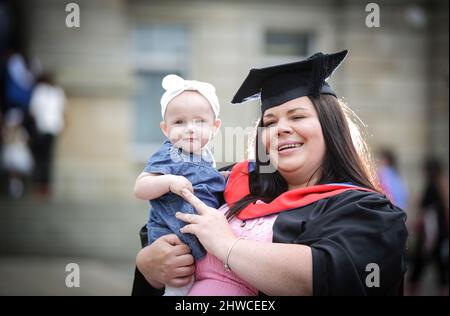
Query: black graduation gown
[{"left": 272, "top": 189, "right": 408, "bottom": 296}]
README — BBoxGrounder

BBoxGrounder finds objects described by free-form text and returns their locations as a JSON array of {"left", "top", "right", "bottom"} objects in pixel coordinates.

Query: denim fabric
[{"left": 145, "top": 139, "right": 225, "bottom": 260}]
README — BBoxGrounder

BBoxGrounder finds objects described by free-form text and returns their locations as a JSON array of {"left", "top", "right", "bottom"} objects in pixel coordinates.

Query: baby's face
[{"left": 161, "top": 91, "right": 221, "bottom": 154}]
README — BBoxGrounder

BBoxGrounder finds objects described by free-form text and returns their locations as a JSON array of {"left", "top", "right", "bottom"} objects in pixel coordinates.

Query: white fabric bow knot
[{"left": 160, "top": 74, "right": 220, "bottom": 119}]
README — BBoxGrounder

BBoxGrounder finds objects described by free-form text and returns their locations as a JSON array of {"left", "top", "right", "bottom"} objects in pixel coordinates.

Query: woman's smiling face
[{"left": 261, "top": 96, "right": 326, "bottom": 187}]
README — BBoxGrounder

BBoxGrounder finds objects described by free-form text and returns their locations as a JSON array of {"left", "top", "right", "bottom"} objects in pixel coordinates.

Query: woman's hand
[
  {"left": 136, "top": 234, "right": 195, "bottom": 288},
  {"left": 176, "top": 189, "right": 236, "bottom": 261}
]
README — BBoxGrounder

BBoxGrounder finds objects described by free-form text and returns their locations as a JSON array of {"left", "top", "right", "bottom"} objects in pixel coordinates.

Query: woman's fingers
[
  {"left": 173, "top": 265, "right": 196, "bottom": 278},
  {"left": 175, "top": 212, "right": 200, "bottom": 224},
  {"left": 136, "top": 233, "right": 197, "bottom": 287},
  {"left": 168, "top": 275, "right": 194, "bottom": 288},
  {"left": 162, "top": 233, "right": 183, "bottom": 246},
  {"left": 174, "top": 253, "right": 195, "bottom": 267},
  {"left": 179, "top": 224, "right": 195, "bottom": 235},
  {"left": 181, "top": 189, "right": 209, "bottom": 215},
  {"left": 172, "top": 243, "right": 192, "bottom": 256}
]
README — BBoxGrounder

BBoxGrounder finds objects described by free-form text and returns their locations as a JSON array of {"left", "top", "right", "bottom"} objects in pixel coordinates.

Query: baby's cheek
[
  {"left": 170, "top": 135, "right": 184, "bottom": 149},
  {"left": 167, "top": 128, "right": 182, "bottom": 140},
  {"left": 200, "top": 132, "right": 210, "bottom": 143},
  {"left": 200, "top": 127, "right": 213, "bottom": 139}
]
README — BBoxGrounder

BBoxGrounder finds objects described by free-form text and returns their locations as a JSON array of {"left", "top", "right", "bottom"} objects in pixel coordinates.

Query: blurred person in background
[
  {"left": 0, "top": 52, "right": 6, "bottom": 194},
  {"left": 3, "top": 50, "right": 39, "bottom": 181},
  {"left": 1, "top": 108, "right": 33, "bottom": 198},
  {"left": 377, "top": 148, "right": 409, "bottom": 210},
  {"left": 29, "top": 72, "right": 66, "bottom": 200},
  {"left": 408, "top": 157, "right": 449, "bottom": 296},
  {"left": 4, "top": 49, "right": 35, "bottom": 116}
]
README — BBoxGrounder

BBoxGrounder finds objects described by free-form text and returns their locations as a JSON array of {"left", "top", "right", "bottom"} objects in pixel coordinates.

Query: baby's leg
[
  {"left": 147, "top": 205, "right": 173, "bottom": 244},
  {"left": 147, "top": 222, "right": 173, "bottom": 245},
  {"left": 155, "top": 196, "right": 207, "bottom": 260}
]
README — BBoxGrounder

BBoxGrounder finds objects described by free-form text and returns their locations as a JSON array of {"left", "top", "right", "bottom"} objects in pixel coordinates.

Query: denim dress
[{"left": 144, "top": 139, "right": 226, "bottom": 260}]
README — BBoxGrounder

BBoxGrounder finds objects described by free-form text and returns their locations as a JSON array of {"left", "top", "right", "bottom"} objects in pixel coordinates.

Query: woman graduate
[{"left": 133, "top": 50, "right": 408, "bottom": 296}]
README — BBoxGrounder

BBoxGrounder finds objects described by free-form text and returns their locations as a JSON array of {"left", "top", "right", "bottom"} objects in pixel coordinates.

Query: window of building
[
  {"left": 131, "top": 24, "right": 190, "bottom": 161},
  {"left": 264, "top": 30, "right": 313, "bottom": 57}
]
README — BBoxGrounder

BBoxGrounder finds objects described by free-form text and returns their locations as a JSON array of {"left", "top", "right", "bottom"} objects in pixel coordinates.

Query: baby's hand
[
  {"left": 220, "top": 171, "right": 231, "bottom": 180},
  {"left": 169, "top": 176, "right": 194, "bottom": 196}
]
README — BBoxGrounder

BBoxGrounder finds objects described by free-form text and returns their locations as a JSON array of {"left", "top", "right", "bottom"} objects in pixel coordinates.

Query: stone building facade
[{"left": 22, "top": 0, "right": 448, "bottom": 208}]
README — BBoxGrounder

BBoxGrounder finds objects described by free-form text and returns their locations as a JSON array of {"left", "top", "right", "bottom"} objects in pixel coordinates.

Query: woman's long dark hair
[{"left": 226, "top": 94, "right": 381, "bottom": 220}]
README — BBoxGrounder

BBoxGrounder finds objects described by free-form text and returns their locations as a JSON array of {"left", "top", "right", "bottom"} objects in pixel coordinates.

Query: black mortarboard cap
[{"left": 231, "top": 50, "right": 348, "bottom": 113}]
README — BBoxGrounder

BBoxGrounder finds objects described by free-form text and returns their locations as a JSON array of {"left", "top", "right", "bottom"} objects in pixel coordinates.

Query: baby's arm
[{"left": 134, "top": 172, "right": 193, "bottom": 200}]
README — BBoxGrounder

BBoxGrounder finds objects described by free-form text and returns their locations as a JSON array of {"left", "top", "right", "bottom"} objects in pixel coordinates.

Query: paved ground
[
  {"left": 0, "top": 195, "right": 146, "bottom": 296},
  {"left": 0, "top": 195, "right": 445, "bottom": 296},
  {"left": 0, "top": 255, "right": 442, "bottom": 296},
  {"left": 0, "top": 196, "right": 146, "bottom": 260},
  {"left": 0, "top": 256, "right": 134, "bottom": 296}
]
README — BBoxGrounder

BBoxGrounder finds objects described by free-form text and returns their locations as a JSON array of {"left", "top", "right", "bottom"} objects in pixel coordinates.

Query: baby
[{"left": 134, "top": 74, "right": 226, "bottom": 296}]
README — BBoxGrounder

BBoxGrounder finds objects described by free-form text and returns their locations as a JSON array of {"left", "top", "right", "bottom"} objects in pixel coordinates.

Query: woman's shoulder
[
  {"left": 325, "top": 188, "right": 406, "bottom": 217},
  {"left": 333, "top": 188, "right": 396, "bottom": 204},
  {"left": 275, "top": 188, "right": 407, "bottom": 243},
  {"left": 281, "top": 187, "right": 406, "bottom": 224}
]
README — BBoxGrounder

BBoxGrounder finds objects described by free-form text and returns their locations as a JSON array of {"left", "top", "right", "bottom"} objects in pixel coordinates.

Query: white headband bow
[{"left": 160, "top": 74, "right": 220, "bottom": 119}]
